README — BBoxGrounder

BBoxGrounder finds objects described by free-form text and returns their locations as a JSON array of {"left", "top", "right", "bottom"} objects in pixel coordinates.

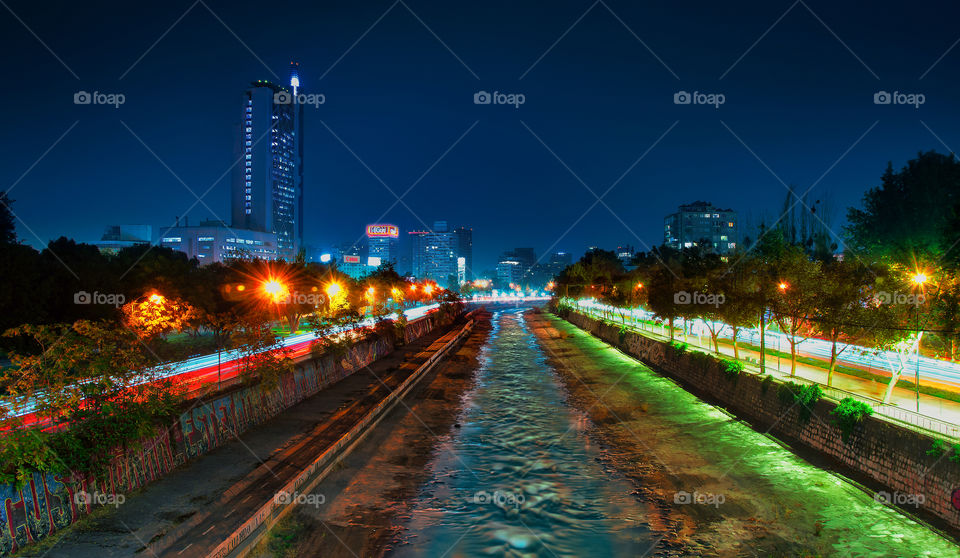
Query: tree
[
  {"left": 846, "top": 151, "right": 960, "bottom": 263},
  {"left": 0, "top": 193, "right": 17, "bottom": 245},
  {"left": 714, "top": 259, "right": 763, "bottom": 360},
  {"left": 645, "top": 246, "right": 686, "bottom": 341},
  {"left": 122, "top": 293, "right": 196, "bottom": 340},
  {"left": 811, "top": 259, "right": 882, "bottom": 385},
  {"left": 769, "top": 244, "right": 822, "bottom": 376}
]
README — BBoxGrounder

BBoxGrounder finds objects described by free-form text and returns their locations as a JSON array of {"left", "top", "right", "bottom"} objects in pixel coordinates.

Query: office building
[
  {"left": 664, "top": 201, "right": 738, "bottom": 255},
  {"left": 93, "top": 225, "right": 152, "bottom": 255},
  {"left": 409, "top": 220, "right": 465, "bottom": 288},
  {"left": 497, "top": 258, "right": 521, "bottom": 288},
  {"left": 159, "top": 220, "right": 278, "bottom": 264},
  {"left": 231, "top": 66, "right": 304, "bottom": 261},
  {"left": 454, "top": 226, "right": 473, "bottom": 281},
  {"left": 496, "top": 248, "right": 537, "bottom": 288},
  {"left": 366, "top": 224, "right": 399, "bottom": 266}
]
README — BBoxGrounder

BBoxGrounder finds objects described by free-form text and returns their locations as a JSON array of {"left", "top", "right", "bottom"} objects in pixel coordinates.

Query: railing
[{"left": 570, "top": 303, "right": 960, "bottom": 441}]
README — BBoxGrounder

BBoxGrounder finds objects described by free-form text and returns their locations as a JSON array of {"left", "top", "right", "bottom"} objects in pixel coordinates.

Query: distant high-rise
[
  {"left": 410, "top": 220, "right": 472, "bottom": 288},
  {"left": 664, "top": 201, "right": 738, "bottom": 255},
  {"left": 366, "top": 224, "right": 399, "bottom": 266},
  {"left": 231, "top": 65, "right": 304, "bottom": 261},
  {"left": 454, "top": 226, "right": 473, "bottom": 281},
  {"left": 497, "top": 247, "right": 537, "bottom": 288}
]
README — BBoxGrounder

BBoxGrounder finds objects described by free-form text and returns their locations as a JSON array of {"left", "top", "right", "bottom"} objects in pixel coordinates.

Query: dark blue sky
[{"left": 2, "top": 0, "right": 959, "bottom": 271}]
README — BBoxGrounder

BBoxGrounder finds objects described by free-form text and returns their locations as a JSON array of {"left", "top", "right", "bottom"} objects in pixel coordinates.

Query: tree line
[{"left": 554, "top": 151, "right": 960, "bottom": 405}]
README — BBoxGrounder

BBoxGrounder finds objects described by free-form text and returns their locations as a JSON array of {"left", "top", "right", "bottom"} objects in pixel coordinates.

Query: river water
[{"left": 390, "top": 308, "right": 960, "bottom": 557}]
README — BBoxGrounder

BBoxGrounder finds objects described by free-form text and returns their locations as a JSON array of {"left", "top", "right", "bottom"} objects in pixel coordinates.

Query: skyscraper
[
  {"left": 454, "top": 226, "right": 473, "bottom": 281},
  {"left": 231, "top": 66, "right": 304, "bottom": 261}
]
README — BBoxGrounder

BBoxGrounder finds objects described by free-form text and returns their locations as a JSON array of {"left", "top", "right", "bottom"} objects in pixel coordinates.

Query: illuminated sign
[
  {"left": 368, "top": 257, "right": 382, "bottom": 267},
  {"left": 366, "top": 224, "right": 399, "bottom": 238},
  {"left": 343, "top": 255, "right": 360, "bottom": 263},
  {"left": 319, "top": 253, "right": 331, "bottom": 263}
]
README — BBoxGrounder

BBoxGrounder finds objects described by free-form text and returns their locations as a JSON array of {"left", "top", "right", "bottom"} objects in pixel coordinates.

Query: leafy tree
[
  {"left": 811, "top": 259, "right": 883, "bottom": 385},
  {"left": 767, "top": 242, "right": 822, "bottom": 376},
  {"left": 846, "top": 151, "right": 960, "bottom": 263}
]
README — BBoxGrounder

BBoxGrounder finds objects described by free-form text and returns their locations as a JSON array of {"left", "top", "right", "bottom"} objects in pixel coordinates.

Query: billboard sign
[
  {"left": 366, "top": 224, "right": 399, "bottom": 238},
  {"left": 342, "top": 255, "right": 361, "bottom": 263}
]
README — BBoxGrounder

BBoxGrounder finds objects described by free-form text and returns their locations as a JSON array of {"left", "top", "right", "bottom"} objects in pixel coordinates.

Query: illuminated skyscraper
[{"left": 231, "top": 64, "right": 304, "bottom": 260}]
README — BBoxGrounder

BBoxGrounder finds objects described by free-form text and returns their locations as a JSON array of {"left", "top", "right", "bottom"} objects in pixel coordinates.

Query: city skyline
[{"left": 4, "top": 1, "right": 960, "bottom": 272}]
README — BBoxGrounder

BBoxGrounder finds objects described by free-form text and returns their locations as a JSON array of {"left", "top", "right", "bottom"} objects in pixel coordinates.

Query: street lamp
[{"left": 262, "top": 279, "right": 288, "bottom": 303}]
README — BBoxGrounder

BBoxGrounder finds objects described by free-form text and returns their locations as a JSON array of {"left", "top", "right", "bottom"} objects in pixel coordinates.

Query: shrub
[
  {"left": 723, "top": 360, "right": 743, "bottom": 383},
  {"left": 928, "top": 439, "right": 947, "bottom": 458},
  {"left": 777, "top": 382, "right": 799, "bottom": 406},
  {"left": 670, "top": 341, "right": 688, "bottom": 357},
  {"left": 796, "top": 384, "right": 824, "bottom": 424},
  {"left": 761, "top": 375, "right": 774, "bottom": 394},
  {"left": 830, "top": 397, "right": 874, "bottom": 442},
  {"left": 689, "top": 351, "right": 715, "bottom": 370},
  {"left": 951, "top": 444, "right": 960, "bottom": 464},
  {"left": 776, "top": 381, "right": 823, "bottom": 425}
]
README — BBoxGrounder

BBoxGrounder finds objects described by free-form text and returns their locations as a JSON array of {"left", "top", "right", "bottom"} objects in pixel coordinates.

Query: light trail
[{"left": 4, "top": 304, "right": 441, "bottom": 429}]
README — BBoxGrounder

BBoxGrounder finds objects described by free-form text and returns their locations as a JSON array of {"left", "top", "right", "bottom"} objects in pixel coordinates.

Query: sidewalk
[
  {"left": 586, "top": 310, "right": 960, "bottom": 437},
  {"left": 24, "top": 318, "right": 476, "bottom": 558}
]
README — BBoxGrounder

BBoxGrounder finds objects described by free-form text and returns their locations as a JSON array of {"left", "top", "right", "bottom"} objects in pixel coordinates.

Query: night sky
[{"left": 2, "top": 0, "right": 960, "bottom": 271}]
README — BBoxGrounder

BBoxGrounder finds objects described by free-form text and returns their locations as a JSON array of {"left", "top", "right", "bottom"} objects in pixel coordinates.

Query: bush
[
  {"left": 777, "top": 382, "right": 798, "bottom": 406},
  {"left": 670, "top": 341, "right": 688, "bottom": 357},
  {"left": 761, "top": 375, "right": 774, "bottom": 394},
  {"left": 928, "top": 439, "right": 947, "bottom": 458},
  {"left": 830, "top": 397, "right": 874, "bottom": 442},
  {"left": 723, "top": 360, "right": 744, "bottom": 384},
  {"left": 776, "top": 381, "right": 823, "bottom": 425},
  {"left": 689, "top": 351, "right": 715, "bottom": 370}
]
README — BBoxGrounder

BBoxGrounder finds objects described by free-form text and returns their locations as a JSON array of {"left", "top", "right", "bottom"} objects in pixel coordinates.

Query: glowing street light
[
  {"left": 424, "top": 284, "right": 434, "bottom": 295},
  {"left": 778, "top": 282, "right": 789, "bottom": 291},
  {"left": 149, "top": 293, "right": 165, "bottom": 304},
  {"left": 912, "top": 272, "right": 928, "bottom": 286},
  {"left": 325, "top": 282, "right": 342, "bottom": 298},
  {"left": 262, "top": 279, "right": 288, "bottom": 303}
]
